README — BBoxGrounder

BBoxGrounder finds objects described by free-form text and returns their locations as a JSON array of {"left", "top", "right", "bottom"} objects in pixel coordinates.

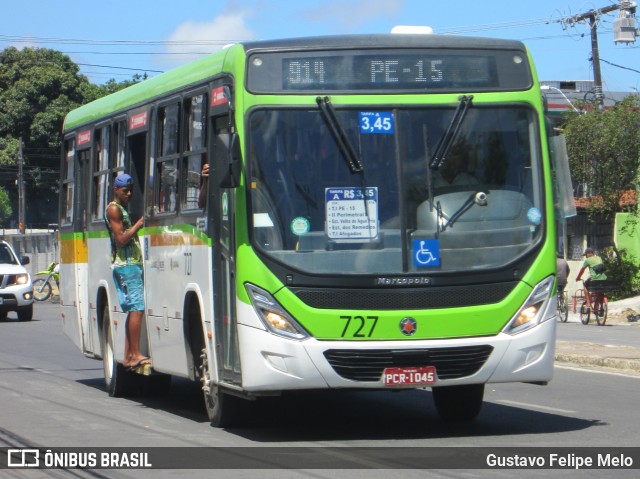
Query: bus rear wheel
[
  {"left": 199, "top": 347, "right": 239, "bottom": 428},
  {"left": 102, "top": 304, "right": 135, "bottom": 397},
  {"left": 432, "top": 384, "right": 484, "bottom": 421}
]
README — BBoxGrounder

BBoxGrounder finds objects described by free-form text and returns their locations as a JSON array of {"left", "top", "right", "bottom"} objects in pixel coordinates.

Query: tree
[
  {"left": 0, "top": 187, "right": 12, "bottom": 225},
  {"left": 564, "top": 96, "right": 640, "bottom": 222},
  {"left": 0, "top": 47, "right": 143, "bottom": 227},
  {"left": 0, "top": 47, "right": 90, "bottom": 226}
]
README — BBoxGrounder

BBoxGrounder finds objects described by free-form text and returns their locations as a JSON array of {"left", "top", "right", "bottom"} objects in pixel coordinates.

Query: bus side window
[
  {"left": 61, "top": 139, "right": 75, "bottom": 225},
  {"left": 182, "top": 93, "right": 207, "bottom": 210},
  {"left": 92, "top": 125, "right": 110, "bottom": 221},
  {"left": 156, "top": 103, "right": 180, "bottom": 213}
]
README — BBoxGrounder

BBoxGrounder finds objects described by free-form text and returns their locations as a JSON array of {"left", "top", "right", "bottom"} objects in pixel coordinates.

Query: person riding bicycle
[{"left": 575, "top": 248, "right": 607, "bottom": 309}]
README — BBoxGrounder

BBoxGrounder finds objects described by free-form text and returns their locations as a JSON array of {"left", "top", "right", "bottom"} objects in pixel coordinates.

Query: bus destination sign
[
  {"left": 247, "top": 49, "right": 531, "bottom": 93},
  {"left": 284, "top": 55, "right": 494, "bottom": 90}
]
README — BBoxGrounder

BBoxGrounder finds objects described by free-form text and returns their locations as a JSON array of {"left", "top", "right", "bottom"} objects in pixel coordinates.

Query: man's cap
[
  {"left": 114, "top": 173, "right": 133, "bottom": 188},
  {"left": 583, "top": 247, "right": 594, "bottom": 256}
]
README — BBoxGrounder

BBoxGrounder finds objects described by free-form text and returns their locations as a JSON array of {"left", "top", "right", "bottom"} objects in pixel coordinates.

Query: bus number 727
[{"left": 340, "top": 315, "right": 378, "bottom": 338}]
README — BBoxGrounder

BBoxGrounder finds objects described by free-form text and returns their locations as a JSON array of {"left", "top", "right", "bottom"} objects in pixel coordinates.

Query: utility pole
[
  {"left": 562, "top": 1, "right": 637, "bottom": 109},
  {"left": 18, "top": 137, "right": 25, "bottom": 234}
]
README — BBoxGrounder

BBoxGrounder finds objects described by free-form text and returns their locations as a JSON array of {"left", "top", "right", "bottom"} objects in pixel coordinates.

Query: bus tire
[
  {"left": 101, "top": 304, "right": 135, "bottom": 398},
  {"left": 432, "top": 384, "right": 484, "bottom": 422},
  {"left": 199, "top": 346, "right": 239, "bottom": 427}
]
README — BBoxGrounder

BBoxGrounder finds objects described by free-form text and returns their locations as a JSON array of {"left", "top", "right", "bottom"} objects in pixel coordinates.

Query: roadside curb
[
  {"left": 555, "top": 337, "right": 640, "bottom": 372},
  {"left": 555, "top": 353, "right": 640, "bottom": 372}
]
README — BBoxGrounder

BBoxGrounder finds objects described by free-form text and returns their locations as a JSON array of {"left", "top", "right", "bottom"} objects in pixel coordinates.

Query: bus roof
[
  {"left": 63, "top": 34, "right": 528, "bottom": 132},
  {"left": 63, "top": 46, "right": 234, "bottom": 132},
  {"left": 241, "top": 34, "right": 526, "bottom": 53}
]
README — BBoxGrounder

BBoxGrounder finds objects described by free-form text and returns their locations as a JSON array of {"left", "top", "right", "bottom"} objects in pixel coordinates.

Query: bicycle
[
  {"left": 557, "top": 288, "right": 569, "bottom": 322},
  {"left": 579, "top": 280, "right": 617, "bottom": 326}
]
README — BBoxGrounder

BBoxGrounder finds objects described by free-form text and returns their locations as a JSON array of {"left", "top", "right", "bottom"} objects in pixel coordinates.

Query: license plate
[{"left": 383, "top": 366, "right": 436, "bottom": 386}]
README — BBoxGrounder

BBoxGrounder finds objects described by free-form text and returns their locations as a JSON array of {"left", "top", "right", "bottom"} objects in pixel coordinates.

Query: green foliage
[
  {"left": 564, "top": 96, "right": 640, "bottom": 221},
  {"left": 0, "top": 136, "right": 19, "bottom": 165},
  {"left": 0, "top": 187, "right": 12, "bottom": 224},
  {"left": 0, "top": 46, "right": 144, "bottom": 225},
  {"left": 0, "top": 47, "right": 87, "bottom": 149},
  {"left": 600, "top": 246, "right": 640, "bottom": 300}
]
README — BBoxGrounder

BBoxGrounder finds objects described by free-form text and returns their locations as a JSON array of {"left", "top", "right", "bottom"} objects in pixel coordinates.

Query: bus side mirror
[{"left": 220, "top": 132, "right": 241, "bottom": 188}]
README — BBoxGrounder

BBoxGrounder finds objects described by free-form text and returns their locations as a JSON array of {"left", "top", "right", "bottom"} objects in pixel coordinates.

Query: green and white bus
[{"left": 60, "top": 33, "right": 558, "bottom": 426}]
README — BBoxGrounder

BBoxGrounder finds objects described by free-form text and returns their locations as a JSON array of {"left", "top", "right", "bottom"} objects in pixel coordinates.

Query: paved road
[
  {"left": 556, "top": 296, "right": 640, "bottom": 372},
  {"left": 2, "top": 301, "right": 640, "bottom": 477}
]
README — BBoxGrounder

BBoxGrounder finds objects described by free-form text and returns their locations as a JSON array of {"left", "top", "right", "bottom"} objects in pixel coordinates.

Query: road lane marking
[
  {"left": 494, "top": 399, "right": 575, "bottom": 414},
  {"left": 555, "top": 364, "right": 640, "bottom": 379}
]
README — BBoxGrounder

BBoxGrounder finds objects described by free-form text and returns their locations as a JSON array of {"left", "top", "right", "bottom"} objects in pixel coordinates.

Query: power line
[
  {"left": 75, "top": 62, "right": 163, "bottom": 73},
  {"left": 0, "top": 34, "right": 240, "bottom": 47},
  {"left": 600, "top": 57, "right": 640, "bottom": 74}
]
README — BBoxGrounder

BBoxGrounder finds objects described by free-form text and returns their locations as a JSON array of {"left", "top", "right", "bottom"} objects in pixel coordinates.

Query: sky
[{"left": 1, "top": 0, "right": 639, "bottom": 95}]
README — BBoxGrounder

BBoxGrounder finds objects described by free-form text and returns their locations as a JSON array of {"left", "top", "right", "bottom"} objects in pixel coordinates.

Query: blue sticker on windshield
[
  {"left": 413, "top": 239, "right": 441, "bottom": 267},
  {"left": 359, "top": 112, "right": 394, "bottom": 134},
  {"left": 527, "top": 207, "right": 542, "bottom": 225}
]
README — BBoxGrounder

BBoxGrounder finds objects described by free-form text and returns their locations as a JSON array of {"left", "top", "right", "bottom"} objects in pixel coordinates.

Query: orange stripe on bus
[
  {"left": 60, "top": 238, "right": 88, "bottom": 264},
  {"left": 149, "top": 233, "right": 207, "bottom": 247}
]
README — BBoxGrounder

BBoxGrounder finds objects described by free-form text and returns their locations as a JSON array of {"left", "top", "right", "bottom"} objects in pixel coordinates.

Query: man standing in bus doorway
[{"left": 106, "top": 173, "right": 149, "bottom": 370}]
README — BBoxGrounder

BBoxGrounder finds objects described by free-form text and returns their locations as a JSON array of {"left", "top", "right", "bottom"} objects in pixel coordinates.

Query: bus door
[
  {"left": 75, "top": 142, "right": 92, "bottom": 352},
  {"left": 209, "top": 84, "right": 241, "bottom": 385},
  {"left": 126, "top": 108, "right": 150, "bottom": 222}
]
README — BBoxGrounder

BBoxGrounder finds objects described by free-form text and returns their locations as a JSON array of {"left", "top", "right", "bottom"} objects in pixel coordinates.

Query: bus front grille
[
  {"left": 292, "top": 282, "right": 517, "bottom": 310},
  {"left": 323, "top": 345, "right": 494, "bottom": 382}
]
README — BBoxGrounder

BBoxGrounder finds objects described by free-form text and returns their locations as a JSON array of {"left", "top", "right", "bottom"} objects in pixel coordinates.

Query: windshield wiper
[
  {"left": 438, "top": 191, "right": 488, "bottom": 232},
  {"left": 429, "top": 95, "right": 473, "bottom": 170},
  {"left": 316, "top": 96, "right": 363, "bottom": 174}
]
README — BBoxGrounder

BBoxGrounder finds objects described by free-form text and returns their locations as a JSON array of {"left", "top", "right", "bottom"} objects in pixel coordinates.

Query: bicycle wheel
[
  {"left": 32, "top": 278, "right": 52, "bottom": 301},
  {"left": 559, "top": 293, "right": 568, "bottom": 322},
  {"left": 580, "top": 302, "right": 590, "bottom": 325},
  {"left": 596, "top": 297, "right": 608, "bottom": 326}
]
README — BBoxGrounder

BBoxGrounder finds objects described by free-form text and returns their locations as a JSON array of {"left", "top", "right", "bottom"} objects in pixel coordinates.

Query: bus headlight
[
  {"left": 245, "top": 284, "right": 309, "bottom": 340},
  {"left": 504, "top": 276, "right": 554, "bottom": 335}
]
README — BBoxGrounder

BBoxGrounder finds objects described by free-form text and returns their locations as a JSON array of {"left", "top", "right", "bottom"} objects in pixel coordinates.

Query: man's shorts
[{"left": 113, "top": 264, "right": 144, "bottom": 312}]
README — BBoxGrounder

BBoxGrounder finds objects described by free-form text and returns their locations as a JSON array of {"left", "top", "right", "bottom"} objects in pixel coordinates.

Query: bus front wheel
[
  {"left": 199, "top": 347, "right": 239, "bottom": 427},
  {"left": 431, "top": 384, "right": 484, "bottom": 421}
]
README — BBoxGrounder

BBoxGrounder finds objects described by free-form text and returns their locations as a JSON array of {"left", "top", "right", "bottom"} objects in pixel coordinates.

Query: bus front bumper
[{"left": 235, "top": 301, "right": 556, "bottom": 393}]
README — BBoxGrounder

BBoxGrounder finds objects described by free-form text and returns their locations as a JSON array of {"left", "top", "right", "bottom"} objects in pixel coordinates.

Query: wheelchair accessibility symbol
[{"left": 413, "top": 239, "right": 441, "bottom": 267}]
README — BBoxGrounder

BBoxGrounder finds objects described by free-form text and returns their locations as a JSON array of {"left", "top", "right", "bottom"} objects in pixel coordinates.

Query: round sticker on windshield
[
  {"left": 527, "top": 207, "right": 542, "bottom": 225},
  {"left": 290, "top": 217, "right": 310, "bottom": 236}
]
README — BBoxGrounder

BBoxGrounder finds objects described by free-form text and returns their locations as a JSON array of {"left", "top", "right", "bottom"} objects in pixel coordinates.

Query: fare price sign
[
  {"left": 359, "top": 112, "right": 394, "bottom": 134},
  {"left": 326, "top": 187, "right": 378, "bottom": 241}
]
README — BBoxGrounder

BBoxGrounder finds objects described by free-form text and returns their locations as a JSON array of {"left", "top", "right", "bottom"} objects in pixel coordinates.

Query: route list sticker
[{"left": 326, "top": 187, "right": 379, "bottom": 241}]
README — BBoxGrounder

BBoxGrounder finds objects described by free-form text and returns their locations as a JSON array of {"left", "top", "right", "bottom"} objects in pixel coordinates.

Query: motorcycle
[{"left": 32, "top": 262, "right": 60, "bottom": 301}]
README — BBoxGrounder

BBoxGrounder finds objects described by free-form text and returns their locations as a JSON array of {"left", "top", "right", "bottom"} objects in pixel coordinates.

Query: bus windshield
[{"left": 248, "top": 104, "right": 543, "bottom": 275}]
